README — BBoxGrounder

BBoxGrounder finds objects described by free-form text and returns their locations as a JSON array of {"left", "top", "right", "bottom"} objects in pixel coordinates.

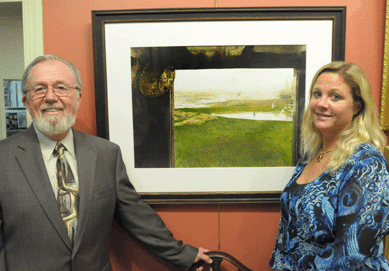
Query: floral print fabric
[{"left": 269, "top": 144, "right": 389, "bottom": 270}]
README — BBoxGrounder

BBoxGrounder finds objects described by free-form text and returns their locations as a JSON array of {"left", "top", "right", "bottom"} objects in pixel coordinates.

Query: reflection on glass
[{"left": 3, "top": 80, "right": 26, "bottom": 137}]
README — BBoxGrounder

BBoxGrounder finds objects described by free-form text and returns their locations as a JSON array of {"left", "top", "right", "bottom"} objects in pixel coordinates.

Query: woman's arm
[{"left": 315, "top": 152, "right": 389, "bottom": 270}]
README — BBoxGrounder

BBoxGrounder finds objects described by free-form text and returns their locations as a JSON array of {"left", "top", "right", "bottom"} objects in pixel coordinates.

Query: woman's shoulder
[
  {"left": 336, "top": 143, "right": 389, "bottom": 187},
  {"left": 351, "top": 143, "right": 386, "bottom": 164},
  {"left": 333, "top": 143, "right": 386, "bottom": 179},
  {"left": 291, "top": 160, "right": 307, "bottom": 176}
]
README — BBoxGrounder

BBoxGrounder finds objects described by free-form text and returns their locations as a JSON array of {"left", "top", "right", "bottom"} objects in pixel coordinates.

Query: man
[{"left": 0, "top": 55, "right": 212, "bottom": 270}]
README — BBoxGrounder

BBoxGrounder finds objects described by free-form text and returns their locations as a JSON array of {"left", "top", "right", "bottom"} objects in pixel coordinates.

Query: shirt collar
[{"left": 34, "top": 124, "right": 76, "bottom": 161}]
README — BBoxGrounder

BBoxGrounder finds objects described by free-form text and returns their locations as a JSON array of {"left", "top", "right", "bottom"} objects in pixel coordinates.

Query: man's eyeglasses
[{"left": 29, "top": 84, "right": 79, "bottom": 99}]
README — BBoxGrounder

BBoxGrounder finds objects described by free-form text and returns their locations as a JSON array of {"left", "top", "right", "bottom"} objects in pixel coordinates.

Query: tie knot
[{"left": 54, "top": 143, "right": 66, "bottom": 156}]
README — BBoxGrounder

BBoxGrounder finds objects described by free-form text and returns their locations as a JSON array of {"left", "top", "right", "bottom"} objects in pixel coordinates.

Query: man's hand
[{"left": 193, "top": 247, "right": 213, "bottom": 271}]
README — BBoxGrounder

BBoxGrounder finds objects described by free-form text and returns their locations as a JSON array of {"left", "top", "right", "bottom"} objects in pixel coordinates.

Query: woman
[{"left": 269, "top": 61, "right": 389, "bottom": 270}]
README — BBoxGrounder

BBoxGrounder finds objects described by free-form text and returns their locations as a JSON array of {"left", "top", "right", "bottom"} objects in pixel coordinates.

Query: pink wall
[{"left": 42, "top": 0, "right": 386, "bottom": 270}]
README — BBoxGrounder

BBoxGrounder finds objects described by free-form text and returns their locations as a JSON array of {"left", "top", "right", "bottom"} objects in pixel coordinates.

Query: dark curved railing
[{"left": 190, "top": 251, "right": 253, "bottom": 271}]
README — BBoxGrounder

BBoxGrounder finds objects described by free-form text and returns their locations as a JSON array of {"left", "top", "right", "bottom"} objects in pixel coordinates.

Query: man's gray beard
[{"left": 32, "top": 114, "right": 76, "bottom": 137}]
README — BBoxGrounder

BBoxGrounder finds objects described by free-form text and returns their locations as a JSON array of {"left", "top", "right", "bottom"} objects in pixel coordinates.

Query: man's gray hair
[{"left": 21, "top": 55, "right": 82, "bottom": 97}]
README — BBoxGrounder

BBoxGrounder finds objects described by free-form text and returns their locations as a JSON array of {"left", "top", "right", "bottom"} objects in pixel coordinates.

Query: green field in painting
[{"left": 174, "top": 107, "right": 293, "bottom": 168}]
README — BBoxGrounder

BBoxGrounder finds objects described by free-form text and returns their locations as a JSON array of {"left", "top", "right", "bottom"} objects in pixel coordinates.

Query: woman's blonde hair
[{"left": 301, "top": 61, "right": 386, "bottom": 172}]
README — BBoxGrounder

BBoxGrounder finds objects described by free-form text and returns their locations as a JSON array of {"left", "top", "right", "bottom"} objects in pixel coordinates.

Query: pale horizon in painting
[{"left": 174, "top": 68, "right": 294, "bottom": 95}]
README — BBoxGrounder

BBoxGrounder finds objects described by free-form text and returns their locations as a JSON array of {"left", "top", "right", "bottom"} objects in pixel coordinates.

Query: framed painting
[
  {"left": 374, "top": 1, "right": 389, "bottom": 259},
  {"left": 92, "top": 7, "right": 346, "bottom": 203},
  {"left": 381, "top": 2, "right": 389, "bottom": 131},
  {"left": 385, "top": 146, "right": 389, "bottom": 260}
]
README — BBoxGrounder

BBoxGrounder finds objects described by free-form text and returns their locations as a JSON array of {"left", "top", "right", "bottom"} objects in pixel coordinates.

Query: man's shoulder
[
  {"left": 0, "top": 127, "right": 34, "bottom": 146},
  {"left": 73, "top": 129, "right": 119, "bottom": 149}
]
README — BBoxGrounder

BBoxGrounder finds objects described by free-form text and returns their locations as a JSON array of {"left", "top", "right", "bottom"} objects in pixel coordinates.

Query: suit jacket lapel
[
  {"left": 72, "top": 129, "right": 97, "bottom": 254},
  {"left": 15, "top": 126, "right": 72, "bottom": 250}
]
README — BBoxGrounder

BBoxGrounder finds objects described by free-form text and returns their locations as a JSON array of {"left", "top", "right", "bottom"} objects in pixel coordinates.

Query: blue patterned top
[{"left": 269, "top": 143, "right": 389, "bottom": 270}]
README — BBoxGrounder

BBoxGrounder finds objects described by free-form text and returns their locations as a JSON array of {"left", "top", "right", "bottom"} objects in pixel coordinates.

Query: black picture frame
[{"left": 92, "top": 7, "right": 346, "bottom": 204}]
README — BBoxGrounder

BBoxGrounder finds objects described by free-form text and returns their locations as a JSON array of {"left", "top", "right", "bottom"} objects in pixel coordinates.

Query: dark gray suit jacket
[{"left": 0, "top": 126, "right": 197, "bottom": 271}]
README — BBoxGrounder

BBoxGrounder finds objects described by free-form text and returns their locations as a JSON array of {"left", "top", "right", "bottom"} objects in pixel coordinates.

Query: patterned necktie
[{"left": 54, "top": 143, "right": 78, "bottom": 244}]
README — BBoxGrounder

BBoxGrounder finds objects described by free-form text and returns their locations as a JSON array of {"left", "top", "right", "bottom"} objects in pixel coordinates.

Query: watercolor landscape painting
[
  {"left": 173, "top": 68, "right": 296, "bottom": 168},
  {"left": 128, "top": 45, "right": 305, "bottom": 169}
]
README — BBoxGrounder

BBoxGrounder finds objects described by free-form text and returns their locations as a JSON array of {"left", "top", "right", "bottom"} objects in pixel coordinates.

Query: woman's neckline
[{"left": 295, "top": 163, "right": 329, "bottom": 185}]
